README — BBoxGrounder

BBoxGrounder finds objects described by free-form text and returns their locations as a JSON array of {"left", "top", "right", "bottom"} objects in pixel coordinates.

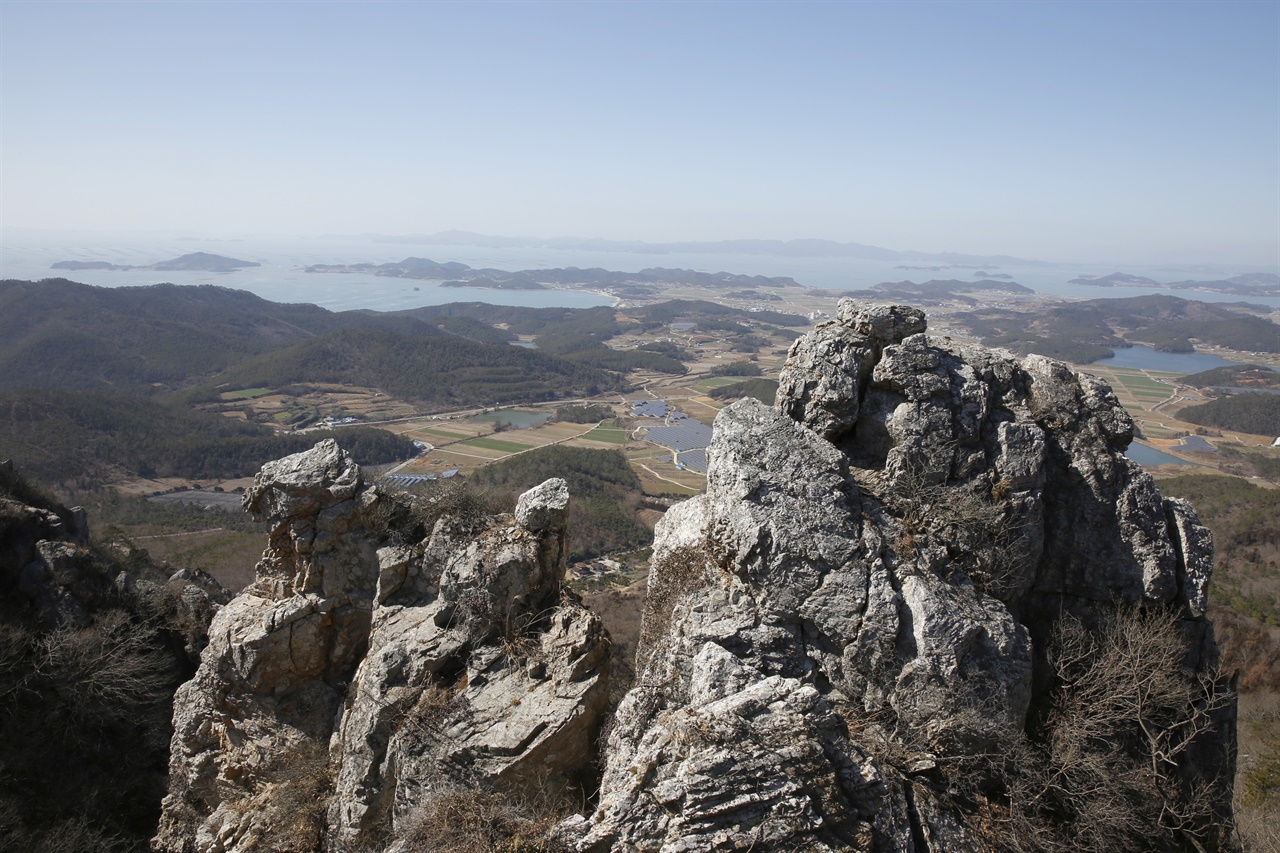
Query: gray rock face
[
  {"left": 577, "top": 302, "right": 1233, "bottom": 852},
  {"left": 776, "top": 303, "right": 926, "bottom": 442},
  {"left": 2, "top": 490, "right": 96, "bottom": 629},
  {"left": 154, "top": 443, "right": 609, "bottom": 853}
]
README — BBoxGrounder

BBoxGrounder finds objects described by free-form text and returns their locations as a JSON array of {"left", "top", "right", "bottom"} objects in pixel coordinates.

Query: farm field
[{"left": 1077, "top": 361, "right": 1280, "bottom": 476}]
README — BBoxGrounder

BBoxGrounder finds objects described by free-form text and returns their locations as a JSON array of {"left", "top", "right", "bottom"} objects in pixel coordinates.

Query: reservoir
[
  {"left": 470, "top": 410, "right": 552, "bottom": 429},
  {"left": 1096, "top": 344, "right": 1258, "bottom": 375},
  {"left": 1125, "top": 443, "right": 1194, "bottom": 468}
]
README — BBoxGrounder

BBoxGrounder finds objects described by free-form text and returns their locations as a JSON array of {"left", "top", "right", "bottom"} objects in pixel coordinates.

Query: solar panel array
[
  {"left": 631, "top": 400, "right": 669, "bottom": 418},
  {"left": 678, "top": 449, "right": 708, "bottom": 473},
  {"left": 646, "top": 422, "right": 714, "bottom": 453},
  {"left": 384, "top": 470, "right": 458, "bottom": 486},
  {"left": 384, "top": 474, "right": 435, "bottom": 485}
]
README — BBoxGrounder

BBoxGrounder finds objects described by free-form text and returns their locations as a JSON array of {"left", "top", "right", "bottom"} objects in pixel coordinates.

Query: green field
[
  {"left": 422, "top": 427, "right": 471, "bottom": 440},
  {"left": 694, "top": 377, "right": 743, "bottom": 390},
  {"left": 584, "top": 427, "right": 628, "bottom": 444},
  {"left": 1117, "top": 377, "right": 1171, "bottom": 395},
  {"left": 220, "top": 387, "right": 272, "bottom": 400},
  {"left": 458, "top": 436, "right": 529, "bottom": 453}
]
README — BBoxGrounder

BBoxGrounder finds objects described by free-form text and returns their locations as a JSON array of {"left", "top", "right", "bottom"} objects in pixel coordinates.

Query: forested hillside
[
  {"left": 466, "top": 446, "right": 651, "bottom": 561},
  {"left": 1178, "top": 393, "right": 1280, "bottom": 436},
  {"left": 708, "top": 378, "right": 779, "bottom": 404},
  {"left": 0, "top": 280, "right": 628, "bottom": 400},
  {"left": 207, "top": 328, "right": 624, "bottom": 406},
  {"left": 1157, "top": 475, "right": 1280, "bottom": 839},
  {"left": 0, "top": 390, "right": 416, "bottom": 487},
  {"left": 953, "top": 294, "right": 1279, "bottom": 363},
  {"left": 0, "top": 280, "right": 336, "bottom": 393},
  {"left": 1181, "top": 364, "right": 1280, "bottom": 390}
]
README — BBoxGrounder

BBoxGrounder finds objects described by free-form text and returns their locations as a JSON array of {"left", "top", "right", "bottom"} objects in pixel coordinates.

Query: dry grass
[
  {"left": 636, "top": 544, "right": 719, "bottom": 674},
  {"left": 395, "top": 787, "right": 573, "bottom": 853}
]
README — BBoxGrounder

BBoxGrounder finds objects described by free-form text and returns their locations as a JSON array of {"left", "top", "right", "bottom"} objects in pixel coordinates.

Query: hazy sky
[{"left": 2, "top": 0, "right": 1277, "bottom": 265}]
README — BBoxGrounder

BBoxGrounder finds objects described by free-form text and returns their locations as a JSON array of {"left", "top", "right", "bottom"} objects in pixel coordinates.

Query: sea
[
  {"left": 2, "top": 230, "right": 1276, "bottom": 314},
  {"left": 4, "top": 231, "right": 1274, "bottom": 472}
]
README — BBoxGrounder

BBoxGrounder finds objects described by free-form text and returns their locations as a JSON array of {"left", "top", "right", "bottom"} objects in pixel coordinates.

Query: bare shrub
[
  {"left": 963, "top": 606, "right": 1235, "bottom": 852},
  {"left": 636, "top": 544, "right": 718, "bottom": 671},
  {"left": 0, "top": 813, "right": 127, "bottom": 853},
  {"left": 199, "top": 738, "right": 334, "bottom": 853},
  {"left": 499, "top": 606, "right": 554, "bottom": 666},
  {"left": 1236, "top": 710, "right": 1280, "bottom": 852},
  {"left": 369, "top": 479, "right": 513, "bottom": 546},
  {"left": 885, "top": 466, "right": 1028, "bottom": 598},
  {"left": 396, "top": 682, "right": 475, "bottom": 750},
  {"left": 0, "top": 609, "right": 180, "bottom": 849},
  {"left": 29, "top": 609, "right": 173, "bottom": 720},
  {"left": 254, "top": 739, "right": 334, "bottom": 852}
]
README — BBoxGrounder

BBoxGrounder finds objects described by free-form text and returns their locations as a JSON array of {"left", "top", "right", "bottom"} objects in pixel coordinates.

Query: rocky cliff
[
  {"left": 154, "top": 441, "right": 610, "bottom": 852},
  {"left": 0, "top": 461, "right": 228, "bottom": 851},
  {"left": 571, "top": 301, "right": 1235, "bottom": 852}
]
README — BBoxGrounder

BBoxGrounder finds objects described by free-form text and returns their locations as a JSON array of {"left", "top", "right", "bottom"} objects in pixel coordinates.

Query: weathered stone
[
  {"left": 776, "top": 302, "right": 926, "bottom": 442},
  {"left": 581, "top": 300, "right": 1233, "bottom": 851},
  {"left": 580, "top": 644, "right": 883, "bottom": 853},
  {"left": 155, "top": 444, "right": 610, "bottom": 853},
  {"left": 1165, "top": 497, "right": 1214, "bottom": 618},
  {"left": 515, "top": 476, "right": 570, "bottom": 532}
]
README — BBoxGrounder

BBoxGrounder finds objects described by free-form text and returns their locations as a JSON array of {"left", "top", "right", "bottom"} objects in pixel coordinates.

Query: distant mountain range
[
  {"left": 363, "top": 230, "right": 1051, "bottom": 267},
  {"left": 51, "top": 252, "right": 260, "bottom": 273}
]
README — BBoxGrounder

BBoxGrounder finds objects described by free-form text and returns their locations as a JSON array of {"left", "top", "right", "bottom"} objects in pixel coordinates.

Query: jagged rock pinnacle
[
  {"left": 155, "top": 444, "right": 609, "bottom": 853},
  {"left": 575, "top": 300, "right": 1233, "bottom": 852}
]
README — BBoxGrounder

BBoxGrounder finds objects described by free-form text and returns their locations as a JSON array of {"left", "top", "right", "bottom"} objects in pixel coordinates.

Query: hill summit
[{"left": 152, "top": 301, "right": 1235, "bottom": 852}]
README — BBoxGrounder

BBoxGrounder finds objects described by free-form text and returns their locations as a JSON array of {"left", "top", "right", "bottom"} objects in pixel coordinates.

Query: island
[
  {"left": 150, "top": 252, "right": 260, "bottom": 272},
  {"left": 821, "top": 278, "right": 1035, "bottom": 306},
  {"left": 1070, "top": 271, "right": 1279, "bottom": 297},
  {"left": 306, "top": 257, "right": 800, "bottom": 293},
  {"left": 50, "top": 260, "right": 132, "bottom": 271},
  {"left": 50, "top": 252, "right": 261, "bottom": 273}
]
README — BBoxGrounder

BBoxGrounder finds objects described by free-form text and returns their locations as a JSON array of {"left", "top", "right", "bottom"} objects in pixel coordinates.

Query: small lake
[
  {"left": 1125, "top": 443, "right": 1194, "bottom": 468},
  {"left": 470, "top": 410, "right": 551, "bottom": 429},
  {"left": 1096, "top": 344, "right": 1257, "bottom": 375}
]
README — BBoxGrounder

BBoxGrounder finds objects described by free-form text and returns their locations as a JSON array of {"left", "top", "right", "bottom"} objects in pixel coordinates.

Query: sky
[{"left": 1, "top": 0, "right": 1277, "bottom": 266}]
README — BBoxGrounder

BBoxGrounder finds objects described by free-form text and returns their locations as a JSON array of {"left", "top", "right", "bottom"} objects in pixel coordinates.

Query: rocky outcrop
[
  {"left": 1, "top": 461, "right": 226, "bottom": 643},
  {"left": 154, "top": 440, "right": 610, "bottom": 853},
  {"left": 575, "top": 302, "right": 1234, "bottom": 852}
]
